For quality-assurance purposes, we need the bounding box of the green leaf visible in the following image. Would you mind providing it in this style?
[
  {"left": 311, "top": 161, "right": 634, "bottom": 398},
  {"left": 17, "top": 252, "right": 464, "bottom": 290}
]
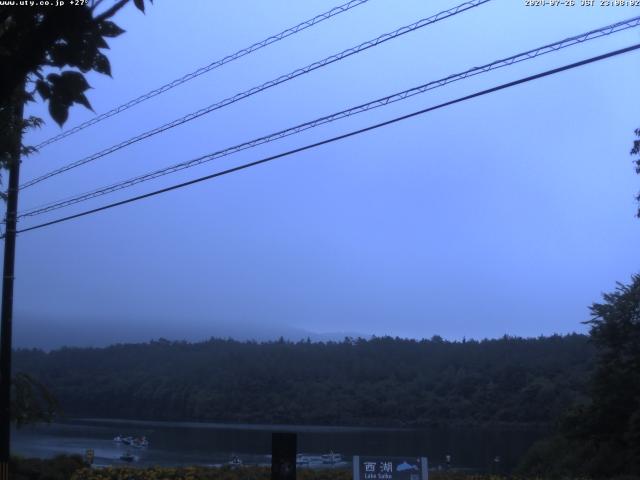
[
  {"left": 93, "top": 52, "right": 111, "bottom": 76},
  {"left": 45, "top": 72, "right": 93, "bottom": 120},
  {"left": 48, "top": 100, "right": 69, "bottom": 127},
  {"left": 22, "top": 116, "right": 44, "bottom": 130},
  {"left": 99, "top": 20, "right": 125, "bottom": 38},
  {"left": 76, "top": 93, "right": 93, "bottom": 111},
  {"left": 95, "top": 35, "right": 110, "bottom": 49},
  {"left": 20, "top": 145, "right": 38, "bottom": 157},
  {"left": 35, "top": 80, "right": 51, "bottom": 100},
  {"left": 47, "top": 43, "right": 72, "bottom": 68},
  {"left": 46, "top": 73, "right": 60, "bottom": 85},
  {"left": 59, "top": 71, "right": 90, "bottom": 93}
]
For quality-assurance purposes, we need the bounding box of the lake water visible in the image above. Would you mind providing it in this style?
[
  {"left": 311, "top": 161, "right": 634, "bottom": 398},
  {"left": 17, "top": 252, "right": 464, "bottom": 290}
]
[{"left": 12, "top": 418, "right": 546, "bottom": 472}]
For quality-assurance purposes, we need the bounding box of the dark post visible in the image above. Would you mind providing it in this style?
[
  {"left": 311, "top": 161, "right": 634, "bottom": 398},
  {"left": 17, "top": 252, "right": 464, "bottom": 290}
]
[
  {"left": 271, "top": 432, "right": 297, "bottom": 480},
  {"left": 0, "top": 86, "right": 24, "bottom": 480}
]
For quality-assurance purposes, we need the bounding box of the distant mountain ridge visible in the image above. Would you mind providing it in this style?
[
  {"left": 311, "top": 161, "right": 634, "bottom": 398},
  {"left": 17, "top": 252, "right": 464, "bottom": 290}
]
[
  {"left": 14, "top": 334, "right": 594, "bottom": 427},
  {"left": 13, "top": 312, "right": 365, "bottom": 350}
]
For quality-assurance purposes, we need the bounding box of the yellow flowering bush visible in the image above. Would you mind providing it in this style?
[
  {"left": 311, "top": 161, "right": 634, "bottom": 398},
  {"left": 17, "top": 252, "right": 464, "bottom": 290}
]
[
  {"left": 70, "top": 466, "right": 555, "bottom": 480},
  {"left": 72, "top": 466, "right": 352, "bottom": 480}
]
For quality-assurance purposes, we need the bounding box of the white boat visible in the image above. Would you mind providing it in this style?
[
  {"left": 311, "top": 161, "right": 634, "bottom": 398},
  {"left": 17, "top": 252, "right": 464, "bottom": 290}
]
[
  {"left": 321, "top": 451, "right": 343, "bottom": 464},
  {"left": 228, "top": 456, "right": 243, "bottom": 467},
  {"left": 114, "top": 435, "right": 148, "bottom": 448},
  {"left": 296, "top": 454, "right": 316, "bottom": 464},
  {"left": 114, "top": 435, "right": 134, "bottom": 445},
  {"left": 297, "top": 453, "right": 327, "bottom": 465}
]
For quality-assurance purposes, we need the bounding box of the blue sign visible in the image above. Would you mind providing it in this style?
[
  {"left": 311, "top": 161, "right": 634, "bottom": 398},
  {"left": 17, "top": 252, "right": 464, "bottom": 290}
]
[{"left": 353, "top": 456, "right": 428, "bottom": 480}]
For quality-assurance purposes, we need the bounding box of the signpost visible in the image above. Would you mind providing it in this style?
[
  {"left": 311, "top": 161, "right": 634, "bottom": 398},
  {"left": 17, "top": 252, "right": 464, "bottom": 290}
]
[{"left": 353, "top": 456, "right": 428, "bottom": 480}]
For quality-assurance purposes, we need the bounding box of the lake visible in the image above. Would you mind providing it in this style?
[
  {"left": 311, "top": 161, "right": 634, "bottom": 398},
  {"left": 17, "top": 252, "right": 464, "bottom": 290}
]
[{"left": 12, "top": 418, "right": 546, "bottom": 472}]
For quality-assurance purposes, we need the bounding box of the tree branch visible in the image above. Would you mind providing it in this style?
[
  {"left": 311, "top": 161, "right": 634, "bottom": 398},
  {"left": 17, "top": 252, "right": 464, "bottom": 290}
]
[{"left": 95, "top": 0, "right": 129, "bottom": 21}]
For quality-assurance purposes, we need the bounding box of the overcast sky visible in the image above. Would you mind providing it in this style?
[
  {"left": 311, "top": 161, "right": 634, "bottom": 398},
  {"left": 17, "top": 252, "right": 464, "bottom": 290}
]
[{"left": 10, "top": 0, "right": 640, "bottom": 348}]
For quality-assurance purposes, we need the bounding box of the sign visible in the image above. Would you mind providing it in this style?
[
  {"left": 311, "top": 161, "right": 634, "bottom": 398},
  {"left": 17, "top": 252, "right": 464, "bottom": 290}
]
[{"left": 353, "top": 456, "right": 428, "bottom": 480}]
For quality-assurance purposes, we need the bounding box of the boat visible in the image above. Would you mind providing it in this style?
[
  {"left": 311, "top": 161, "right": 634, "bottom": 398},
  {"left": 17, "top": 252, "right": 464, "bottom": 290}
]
[
  {"left": 296, "top": 454, "right": 309, "bottom": 465},
  {"left": 228, "top": 456, "right": 243, "bottom": 467},
  {"left": 120, "top": 452, "right": 135, "bottom": 462},
  {"left": 131, "top": 436, "right": 149, "bottom": 448},
  {"left": 321, "top": 451, "right": 343, "bottom": 464},
  {"left": 296, "top": 454, "right": 321, "bottom": 465},
  {"left": 114, "top": 435, "right": 148, "bottom": 448}
]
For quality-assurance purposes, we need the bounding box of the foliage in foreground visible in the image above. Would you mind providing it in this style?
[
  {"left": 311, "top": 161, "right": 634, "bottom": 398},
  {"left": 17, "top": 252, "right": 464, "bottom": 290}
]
[
  {"left": 70, "top": 466, "right": 542, "bottom": 480},
  {"left": 11, "top": 372, "right": 58, "bottom": 428},
  {"left": 517, "top": 275, "right": 640, "bottom": 479},
  {"left": 12, "top": 459, "right": 526, "bottom": 480},
  {"left": 0, "top": 0, "right": 152, "bottom": 131},
  {"left": 71, "top": 465, "right": 340, "bottom": 480},
  {"left": 12, "top": 454, "right": 85, "bottom": 480}
]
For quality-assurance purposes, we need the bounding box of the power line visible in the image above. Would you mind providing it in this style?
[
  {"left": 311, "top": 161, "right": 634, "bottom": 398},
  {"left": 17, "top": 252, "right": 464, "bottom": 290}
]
[
  {"left": 18, "top": 14, "right": 640, "bottom": 219},
  {"left": 33, "top": 0, "right": 373, "bottom": 150},
  {"left": 20, "top": 0, "right": 491, "bottom": 190},
  {"left": 14, "top": 43, "right": 640, "bottom": 237}
]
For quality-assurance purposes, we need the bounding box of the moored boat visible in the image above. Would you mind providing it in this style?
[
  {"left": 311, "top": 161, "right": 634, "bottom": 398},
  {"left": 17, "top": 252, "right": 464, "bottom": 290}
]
[
  {"left": 296, "top": 453, "right": 322, "bottom": 465},
  {"left": 120, "top": 451, "right": 135, "bottom": 462},
  {"left": 114, "top": 434, "right": 148, "bottom": 448},
  {"left": 131, "top": 436, "right": 149, "bottom": 448},
  {"left": 321, "top": 451, "right": 343, "bottom": 464}
]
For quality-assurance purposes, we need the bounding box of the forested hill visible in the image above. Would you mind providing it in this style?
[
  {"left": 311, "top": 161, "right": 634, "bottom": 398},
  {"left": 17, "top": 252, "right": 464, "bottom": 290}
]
[{"left": 14, "top": 334, "right": 594, "bottom": 427}]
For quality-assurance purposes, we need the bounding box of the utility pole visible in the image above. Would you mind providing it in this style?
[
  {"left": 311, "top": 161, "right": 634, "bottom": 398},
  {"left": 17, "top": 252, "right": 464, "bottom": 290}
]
[{"left": 0, "top": 86, "right": 24, "bottom": 480}]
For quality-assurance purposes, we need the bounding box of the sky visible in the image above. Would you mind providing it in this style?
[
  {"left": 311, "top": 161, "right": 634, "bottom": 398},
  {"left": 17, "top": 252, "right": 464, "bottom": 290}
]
[{"left": 9, "top": 0, "right": 640, "bottom": 349}]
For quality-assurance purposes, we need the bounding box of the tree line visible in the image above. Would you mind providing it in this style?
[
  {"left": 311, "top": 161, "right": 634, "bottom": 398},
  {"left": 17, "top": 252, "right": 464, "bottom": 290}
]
[{"left": 13, "top": 333, "right": 593, "bottom": 428}]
